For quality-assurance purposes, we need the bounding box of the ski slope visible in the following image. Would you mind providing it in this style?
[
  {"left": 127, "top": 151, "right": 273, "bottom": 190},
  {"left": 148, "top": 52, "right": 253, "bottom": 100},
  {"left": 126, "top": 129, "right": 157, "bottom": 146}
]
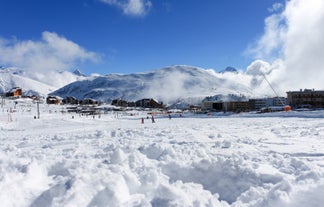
[{"left": 1, "top": 99, "right": 324, "bottom": 207}]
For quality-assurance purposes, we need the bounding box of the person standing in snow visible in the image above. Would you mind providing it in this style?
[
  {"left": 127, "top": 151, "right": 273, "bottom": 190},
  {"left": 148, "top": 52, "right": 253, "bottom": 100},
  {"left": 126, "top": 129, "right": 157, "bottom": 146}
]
[{"left": 151, "top": 115, "right": 155, "bottom": 123}]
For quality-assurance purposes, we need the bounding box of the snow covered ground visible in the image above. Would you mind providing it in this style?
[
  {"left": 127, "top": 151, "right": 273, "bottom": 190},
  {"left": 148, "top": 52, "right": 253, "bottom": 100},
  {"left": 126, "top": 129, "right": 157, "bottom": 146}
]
[{"left": 1, "top": 99, "right": 324, "bottom": 207}]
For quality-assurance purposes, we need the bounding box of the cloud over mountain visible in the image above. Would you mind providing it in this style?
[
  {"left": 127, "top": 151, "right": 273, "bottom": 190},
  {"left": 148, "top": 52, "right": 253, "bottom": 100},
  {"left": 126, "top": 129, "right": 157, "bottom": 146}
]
[
  {"left": 247, "top": 0, "right": 324, "bottom": 92},
  {"left": 50, "top": 65, "right": 275, "bottom": 105}
]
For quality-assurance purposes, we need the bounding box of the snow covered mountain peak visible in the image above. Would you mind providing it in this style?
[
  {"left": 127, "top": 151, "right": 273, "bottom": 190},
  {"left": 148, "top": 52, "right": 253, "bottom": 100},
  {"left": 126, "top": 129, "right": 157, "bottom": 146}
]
[
  {"left": 50, "top": 65, "right": 255, "bottom": 104},
  {"left": 220, "top": 66, "right": 238, "bottom": 73},
  {"left": 73, "top": 69, "right": 86, "bottom": 77}
]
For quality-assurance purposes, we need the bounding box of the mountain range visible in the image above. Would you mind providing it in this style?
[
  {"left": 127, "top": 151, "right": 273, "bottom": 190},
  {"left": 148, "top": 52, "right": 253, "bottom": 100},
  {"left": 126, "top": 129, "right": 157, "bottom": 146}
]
[{"left": 0, "top": 65, "right": 272, "bottom": 105}]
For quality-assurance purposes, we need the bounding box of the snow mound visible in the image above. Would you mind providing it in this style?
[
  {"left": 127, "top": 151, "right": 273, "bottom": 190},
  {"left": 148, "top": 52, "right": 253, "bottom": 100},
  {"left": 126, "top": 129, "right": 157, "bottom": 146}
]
[{"left": 0, "top": 100, "right": 324, "bottom": 206}]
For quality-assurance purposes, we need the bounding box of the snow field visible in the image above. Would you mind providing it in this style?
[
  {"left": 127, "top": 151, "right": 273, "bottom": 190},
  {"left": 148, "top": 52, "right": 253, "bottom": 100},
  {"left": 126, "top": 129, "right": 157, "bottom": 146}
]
[{"left": 1, "top": 101, "right": 324, "bottom": 207}]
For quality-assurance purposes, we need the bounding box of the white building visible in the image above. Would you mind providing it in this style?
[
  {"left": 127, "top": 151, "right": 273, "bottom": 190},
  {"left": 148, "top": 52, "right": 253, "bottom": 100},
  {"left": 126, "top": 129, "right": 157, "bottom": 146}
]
[{"left": 249, "top": 97, "right": 287, "bottom": 111}]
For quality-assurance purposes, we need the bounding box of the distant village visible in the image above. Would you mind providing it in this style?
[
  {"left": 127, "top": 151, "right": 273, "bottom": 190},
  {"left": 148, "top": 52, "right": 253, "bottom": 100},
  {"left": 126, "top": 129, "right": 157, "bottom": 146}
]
[{"left": 1, "top": 87, "right": 324, "bottom": 114}]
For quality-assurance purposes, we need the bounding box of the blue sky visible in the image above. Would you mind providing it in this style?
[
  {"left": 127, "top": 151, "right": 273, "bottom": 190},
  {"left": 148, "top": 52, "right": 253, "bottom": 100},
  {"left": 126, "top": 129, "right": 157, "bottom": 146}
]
[{"left": 0, "top": 0, "right": 284, "bottom": 75}]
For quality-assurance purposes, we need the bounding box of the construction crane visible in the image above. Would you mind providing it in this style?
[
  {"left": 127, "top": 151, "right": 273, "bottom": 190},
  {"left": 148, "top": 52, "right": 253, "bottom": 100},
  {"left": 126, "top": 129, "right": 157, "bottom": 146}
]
[{"left": 262, "top": 73, "right": 291, "bottom": 111}]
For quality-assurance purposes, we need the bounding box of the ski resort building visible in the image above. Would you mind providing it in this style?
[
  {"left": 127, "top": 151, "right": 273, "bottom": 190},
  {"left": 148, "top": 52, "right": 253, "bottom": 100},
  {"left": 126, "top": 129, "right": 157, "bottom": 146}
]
[
  {"left": 287, "top": 89, "right": 324, "bottom": 109},
  {"left": 62, "top": 96, "right": 79, "bottom": 105},
  {"left": 201, "top": 94, "right": 249, "bottom": 112},
  {"left": 248, "top": 97, "right": 287, "bottom": 111},
  {"left": 46, "top": 96, "right": 62, "bottom": 105},
  {"left": 135, "top": 99, "right": 164, "bottom": 109},
  {"left": 111, "top": 98, "right": 163, "bottom": 108},
  {"left": 111, "top": 99, "right": 135, "bottom": 107},
  {"left": 223, "top": 101, "right": 250, "bottom": 112},
  {"left": 201, "top": 100, "right": 249, "bottom": 112},
  {"left": 202, "top": 95, "right": 289, "bottom": 112},
  {"left": 6, "top": 87, "right": 22, "bottom": 98},
  {"left": 201, "top": 100, "right": 222, "bottom": 111},
  {"left": 79, "top": 98, "right": 98, "bottom": 105}
]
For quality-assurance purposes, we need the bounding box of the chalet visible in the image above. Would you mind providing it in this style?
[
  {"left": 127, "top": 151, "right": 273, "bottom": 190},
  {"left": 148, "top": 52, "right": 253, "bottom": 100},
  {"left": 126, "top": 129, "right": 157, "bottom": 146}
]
[
  {"left": 287, "top": 89, "right": 324, "bottom": 109},
  {"left": 46, "top": 96, "right": 62, "bottom": 105},
  {"left": 6, "top": 87, "right": 22, "bottom": 97},
  {"left": 135, "top": 98, "right": 164, "bottom": 108}
]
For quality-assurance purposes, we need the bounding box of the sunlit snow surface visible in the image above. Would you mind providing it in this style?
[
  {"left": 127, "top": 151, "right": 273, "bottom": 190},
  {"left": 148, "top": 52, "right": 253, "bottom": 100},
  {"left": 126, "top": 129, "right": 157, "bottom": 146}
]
[{"left": 1, "top": 100, "right": 324, "bottom": 207}]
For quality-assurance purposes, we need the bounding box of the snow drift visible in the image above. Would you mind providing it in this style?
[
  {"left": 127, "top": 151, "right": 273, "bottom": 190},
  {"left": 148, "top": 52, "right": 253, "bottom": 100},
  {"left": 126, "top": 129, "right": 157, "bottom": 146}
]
[{"left": 0, "top": 100, "right": 323, "bottom": 206}]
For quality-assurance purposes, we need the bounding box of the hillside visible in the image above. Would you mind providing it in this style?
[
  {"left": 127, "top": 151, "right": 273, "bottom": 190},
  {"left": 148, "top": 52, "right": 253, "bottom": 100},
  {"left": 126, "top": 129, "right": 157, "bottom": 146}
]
[
  {"left": 0, "top": 67, "right": 86, "bottom": 97},
  {"left": 1, "top": 65, "right": 275, "bottom": 104},
  {"left": 51, "top": 65, "right": 256, "bottom": 104},
  {"left": 0, "top": 68, "right": 55, "bottom": 96}
]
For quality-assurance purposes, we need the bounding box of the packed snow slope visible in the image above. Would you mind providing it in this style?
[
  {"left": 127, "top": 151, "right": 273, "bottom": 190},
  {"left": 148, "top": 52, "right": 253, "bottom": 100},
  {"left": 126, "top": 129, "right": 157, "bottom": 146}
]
[
  {"left": 50, "top": 65, "right": 259, "bottom": 104},
  {"left": 1, "top": 99, "right": 324, "bottom": 207},
  {"left": 0, "top": 67, "right": 86, "bottom": 97}
]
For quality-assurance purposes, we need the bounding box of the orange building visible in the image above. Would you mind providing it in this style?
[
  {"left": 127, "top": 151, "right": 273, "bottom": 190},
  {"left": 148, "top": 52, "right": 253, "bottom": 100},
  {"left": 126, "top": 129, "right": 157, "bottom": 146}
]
[{"left": 6, "top": 87, "right": 22, "bottom": 97}]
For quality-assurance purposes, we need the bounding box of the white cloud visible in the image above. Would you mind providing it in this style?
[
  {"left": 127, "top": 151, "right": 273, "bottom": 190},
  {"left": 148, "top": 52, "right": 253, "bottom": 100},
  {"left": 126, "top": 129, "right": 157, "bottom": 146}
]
[
  {"left": 246, "top": 0, "right": 324, "bottom": 92},
  {"left": 0, "top": 31, "right": 99, "bottom": 73},
  {"left": 100, "top": 0, "right": 152, "bottom": 17},
  {"left": 246, "top": 11, "right": 286, "bottom": 60},
  {"left": 246, "top": 60, "right": 271, "bottom": 76},
  {"left": 268, "top": 3, "right": 284, "bottom": 13},
  {"left": 245, "top": 59, "right": 286, "bottom": 96},
  {"left": 0, "top": 31, "right": 100, "bottom": 88}
]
